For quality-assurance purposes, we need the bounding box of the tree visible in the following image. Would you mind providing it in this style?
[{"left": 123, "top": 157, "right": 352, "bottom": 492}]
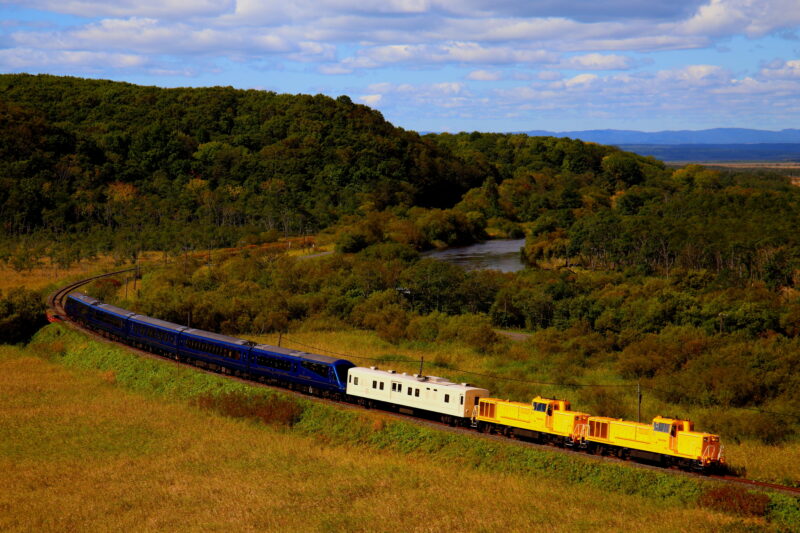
[{"left": 0, "top": 287, "right": 46, "bottom": 344}]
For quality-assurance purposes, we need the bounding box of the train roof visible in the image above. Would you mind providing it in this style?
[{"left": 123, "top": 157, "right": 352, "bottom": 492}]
[
  {"left": 252, "top": 343, "right": 353, "bottom": 366},
  {"left": 182, "top": 328, "right": 253, "bottom": 347},
  {"left": 96, "top": 302, "right": 136, "bottom": 318},
  {"left": 350, "top": 366, "right": 489, "bottom": 392},
  {"left": 68, "top": 292, "right": 98, "bottom": 305},
  {"left": 129, "top": 313, "right": 188, "bottom": 332}
]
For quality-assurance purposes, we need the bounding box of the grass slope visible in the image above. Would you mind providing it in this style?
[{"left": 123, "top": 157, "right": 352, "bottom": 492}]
[{"left": 1, "top": 326, "right": 797, "bottom": 531}]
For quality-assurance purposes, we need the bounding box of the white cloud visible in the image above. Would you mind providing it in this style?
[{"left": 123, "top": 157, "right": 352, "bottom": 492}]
[
  {"left": 329, "top": 42, "right": 558, "bottom": 72},
  {"left": 656, "top": 64, "right": 728, "bottom": 86},
  {"left": 466, "top": 69, "right": 503, "bottom": 80},
  {"left": 359, "top": 94, "right": 383, "bottom": 105},
  {"left": 561, "top": 53, "right": 632, "bottom": 70},
  {"left": 564, "top": 73, "right": 598, "bottom": 87},
  {"left": 761, "top": 59, "right": 800, "bottom": 79},
  {"left": 12, "top": 17, "right": 295, "bottom": 55},
  {"left": 0, "top": 47, "right": 147, "bottom": 69},
  {"left": 680, "top": 0, "right": 800, "bottom": 37},
  {"left": 9, "top": 0, "right": 235, "bottom": 19}
]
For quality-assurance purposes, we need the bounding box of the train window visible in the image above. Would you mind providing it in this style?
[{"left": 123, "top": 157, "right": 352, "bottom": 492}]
[
  {"left": 533, "top": 402, "right": 547, "bottom": 412},
  {"left": 589, "top": 421, "right": 609, "bottom": 439},
  {"left": 257, "top": 355, "right": 292, "bottom": 371},
  {"left": 415, "top": 389, "right": 420, "bottom": 397},
  {"left": 372, "top": 380, "right": 377, "bottom": 389},
  {"left": 302, "top": 361, "right": 329, "bottom": 378},
  {"left": 444, "top": 394, "right": 450, "bottom": 403},
  {"left": 460, "top": 395, "right": 464, "bottom": 405},
  {"left": 407, "top": 387, "right": 412, "bottom": 396},
  {"left": 354, "top": 377, "right": 359, "bottom": 386},
  {"left": 349, "top": 375, "right": 352, "bottom": 384},
  {"left": 654, "top": 422, "right": 671, "bottom": 433},
  {"left": 379, "top": 382, "right": 384, "bottom": 390}
]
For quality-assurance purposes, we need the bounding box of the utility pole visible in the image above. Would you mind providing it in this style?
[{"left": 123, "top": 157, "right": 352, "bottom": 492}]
[{"left": 637, "top": 381, "right": 642, "bottom": 423}]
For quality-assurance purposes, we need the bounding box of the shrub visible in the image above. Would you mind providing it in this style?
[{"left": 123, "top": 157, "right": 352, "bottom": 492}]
[
  {"left": 437, "top": 314, "right": 498, "bottom": 352},
  {"left": 351, "top": 290, "right": 410, "bottom": 344},
  {"left": 697, "top": 486, "right": 770, "bottom": 517},
  {"left": 192, "top": 391, "right": 303, "bottom": 427},
  {"left": 577, "top": 387, "right": 631, "bottom": 419},
  {"left": 0, "top": 287, "right": 46, "bottom": 344},
  {"left": 405, "top": 312, "right": 445, "bottom": 343},
  {"left": 335, "top": 231, "right": 370, "bottom": 253}
]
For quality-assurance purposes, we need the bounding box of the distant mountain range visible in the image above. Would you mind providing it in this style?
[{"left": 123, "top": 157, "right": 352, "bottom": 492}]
[
  {"left": 520, "top": 128, "right": 800, "bottom": 145},
  {"left": 512, "top": 128, "right": 800, "bottom": 162}
]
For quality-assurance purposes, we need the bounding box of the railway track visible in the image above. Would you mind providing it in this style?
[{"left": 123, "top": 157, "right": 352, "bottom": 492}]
[
  {"left": 46, "top": 272, "right": 800, "bottom": 498},
  {"left": 47, "top": 267, "right": 137, "bottom": 319}
]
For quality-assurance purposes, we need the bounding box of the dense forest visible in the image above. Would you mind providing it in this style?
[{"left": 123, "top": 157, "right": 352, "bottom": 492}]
[
  {"left": 3, "top": 74, "right": 800, "bottom": 443},
  {"left": 0, "top": 74, "right": 491, "bottom": 258}
]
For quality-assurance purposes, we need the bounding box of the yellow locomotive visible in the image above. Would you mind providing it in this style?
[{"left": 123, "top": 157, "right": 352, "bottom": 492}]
[
  {"left": 475, "top": 396, "right": 589, "bottom": 446},
  {"left": 585, "top": 415, "right": 724, "bottom": 470},
  {"left": 474, "top": 396, "right": 724, "bottom": 471}
]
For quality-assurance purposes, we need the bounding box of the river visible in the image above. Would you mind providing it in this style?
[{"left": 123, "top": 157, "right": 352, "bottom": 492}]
[{"left": 422, "top": 238, "right": 527, "bottom": 273}]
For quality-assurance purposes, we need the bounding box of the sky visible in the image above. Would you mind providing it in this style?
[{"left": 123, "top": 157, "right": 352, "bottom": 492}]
[{"left": 1, "top": 0, "right": 800, "bottom": 133}]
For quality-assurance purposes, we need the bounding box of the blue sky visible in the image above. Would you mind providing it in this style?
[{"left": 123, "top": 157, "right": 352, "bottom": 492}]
[{"left": 1, "top": 0, "right": 799, "bottom": 132}]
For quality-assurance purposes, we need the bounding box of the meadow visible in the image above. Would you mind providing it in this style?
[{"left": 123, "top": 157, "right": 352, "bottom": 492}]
[{"left": 2, "top": 326, "right": 797, "bottom": 531}]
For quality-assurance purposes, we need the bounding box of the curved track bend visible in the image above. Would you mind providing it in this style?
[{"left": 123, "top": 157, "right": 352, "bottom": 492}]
[{"left": 47, "top": 271, "right": 800, "bottom": 498}]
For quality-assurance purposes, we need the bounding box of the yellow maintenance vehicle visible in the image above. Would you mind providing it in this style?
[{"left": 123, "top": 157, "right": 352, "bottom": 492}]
[
  {"left": 584, "top": 415, "right": 724, "bottom": 470},
  {"left": 474, "top": 396, "right": 588, "bottom": 446}
]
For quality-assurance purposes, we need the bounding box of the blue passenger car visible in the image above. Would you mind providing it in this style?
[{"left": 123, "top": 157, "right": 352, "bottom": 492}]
[
  {"left": 128, "top": 314, "right": 186, "bottom": 357},
  {"left": 249, "top": 344, "right": 354, "bottom": 395},
  {"left": 64, "top": 293, "right": 99, "bottom": 324},
  {"left": 90, "top": 302, "right": 135, "bottom": 339},
  {"left": 178, "top": 328, "right": 252, "bottom": 373}
]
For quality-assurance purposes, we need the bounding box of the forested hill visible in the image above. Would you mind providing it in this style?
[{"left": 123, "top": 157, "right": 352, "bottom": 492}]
[
  {"left": 4, "top": 74, "right": 800, "bottom": 285},
  {"left": 0, "top": 74, "right": 494, "bottom": 248}
]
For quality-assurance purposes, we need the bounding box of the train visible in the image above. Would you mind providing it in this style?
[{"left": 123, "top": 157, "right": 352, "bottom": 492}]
[{"left": 64, "top": 291, "right": 725, "bottom": 472}]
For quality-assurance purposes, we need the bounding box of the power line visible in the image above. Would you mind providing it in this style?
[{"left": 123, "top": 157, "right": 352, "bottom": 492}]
[
  {"left": 280, "top": 334, "right": 800, "bottom": 421},
  {"left": 641, "top": 384, "right": 800, "bottom": 421},
  {"left": 279, "top": 334, "right": 633, "bottom": 389}
]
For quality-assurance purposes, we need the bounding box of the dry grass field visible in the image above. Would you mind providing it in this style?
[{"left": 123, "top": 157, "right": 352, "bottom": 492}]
[
  {"left": 0, "top": 256, "right": 118, "bottom": 292},
  {"left": 0, "top": 236, "right": 325, "bottom": 293},
  {"left": 0, "top": 345, "right": 767, "bottom": 532}
]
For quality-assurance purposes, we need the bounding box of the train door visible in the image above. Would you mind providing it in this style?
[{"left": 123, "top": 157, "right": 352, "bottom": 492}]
[
  {"left": 390, "top": 381, "right": 402, "bottom": 399},
  {"left": 669, "top": 423, "right": 678, "bottom": 451}
]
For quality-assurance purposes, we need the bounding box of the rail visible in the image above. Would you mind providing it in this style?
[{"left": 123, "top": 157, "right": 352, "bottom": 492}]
[{"left": 46, "top": 270, "right": 800, "bottom": 498}]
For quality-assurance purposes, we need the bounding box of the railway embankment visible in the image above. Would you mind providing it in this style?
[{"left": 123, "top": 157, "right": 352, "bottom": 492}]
[{"left": 25, "top": 323, "right": 800, "bottom": 528}]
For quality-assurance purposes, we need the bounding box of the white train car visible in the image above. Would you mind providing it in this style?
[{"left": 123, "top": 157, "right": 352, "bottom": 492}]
[{"left": 346, "top": 366, "right": 490, "bottom": 425}]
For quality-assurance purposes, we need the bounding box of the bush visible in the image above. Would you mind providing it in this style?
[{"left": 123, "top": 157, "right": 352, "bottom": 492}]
[
  {"left": 335, "top": 231, "right": 370, "bottom": 253},
  {"left": 406, "top": 312, "right": 445, "bottom": 343},
  {"left": 351, "top": 290, "right": 410, "bottom": 344},
  {"left": 437, "top": 314, "right": 498, "bottom": 352},
  {"left": 192, "top": 391, "right": 303, "bottom": 427},
  {"left": 0, "top": 287, "right": 46, "bottom": 344},
  {"left": 697, "top": 486, "right": 770, "bottom": 517},
  {"left": 577, "top": 387, "right": 630, "bottom": 419}
]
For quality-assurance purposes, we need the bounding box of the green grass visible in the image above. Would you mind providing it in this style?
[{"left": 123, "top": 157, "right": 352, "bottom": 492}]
[{"left": 13, "top": 325, "right": 799, "bottom": 530}]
